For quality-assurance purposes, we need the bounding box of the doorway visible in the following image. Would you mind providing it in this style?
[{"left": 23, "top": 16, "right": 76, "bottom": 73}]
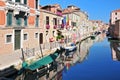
[{"left": 14, "top": 30, "right": 21, "bottom": 50}]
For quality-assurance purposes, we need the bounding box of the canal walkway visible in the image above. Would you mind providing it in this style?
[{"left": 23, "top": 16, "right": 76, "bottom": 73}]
[
  {"left": 0, "top": 35, "right": 91, "bottom": 70},
  {"left": 0, "top": 49, "right": 56, "bottom": 70}
]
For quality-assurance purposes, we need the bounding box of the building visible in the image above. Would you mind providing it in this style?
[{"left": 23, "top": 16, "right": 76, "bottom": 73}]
[
  {"left": 110, "top": 9, "right": 120, "bottom": 39},
  {"left": 0, "top": 0, "right": 41, "bottom": 54},
  {"left": 110, "top": 9, "right": 120, "bottom": 25},
  {"left": 40, "top": 4, "right": 63, "bottom": 44}
]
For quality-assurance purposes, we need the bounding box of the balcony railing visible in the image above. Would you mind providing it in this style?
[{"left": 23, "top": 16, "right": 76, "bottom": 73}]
[
  {"left": 6, "top": 1, "right": 30, "bottom": 13},
  {"left": 6, "top": 1, "right": 15, "bottom": 10},
  {"left": 35, "top": 9, "right": 40, "bottom": 15},
  {"left": 17, "top": 3, "right": 30, "bottom": 13}
]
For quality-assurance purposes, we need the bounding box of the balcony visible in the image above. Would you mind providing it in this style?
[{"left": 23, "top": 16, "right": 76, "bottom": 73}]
[
  {"left": 6, "top": 1, "right": 15, "bottom": 10},
  {"left": 46, "top": 25, "right": 50, "bottom": 29},
  {"left": 56, "top": 11, "right": 62, "bottom": 16},
  {"left": 5, "top": 1, "right": 30, "bottom": 13},
  {"left": 15, "top": 3, "right": 30, "bottom": 13},
  {"left": 35, "top": 9, "right": 40, "bottom": 15}
]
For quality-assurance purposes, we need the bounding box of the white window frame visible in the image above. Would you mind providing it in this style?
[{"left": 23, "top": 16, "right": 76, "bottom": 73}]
[
  {"left": 23, "top": 33, "right": 28, "bottom": 41},
  {"left": 5, "top": 34, "right": 13, "bottom": 44},
  {"left": 35, "top": 32, "right": 38, "bottom": 39}
]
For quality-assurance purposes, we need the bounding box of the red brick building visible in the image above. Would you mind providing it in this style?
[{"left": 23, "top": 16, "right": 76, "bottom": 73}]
[{"left": 0, "top": 0, "right": 42, "bottom": 54}]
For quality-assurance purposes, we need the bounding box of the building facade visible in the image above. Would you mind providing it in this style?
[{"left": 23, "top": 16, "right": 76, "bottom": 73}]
[
  {"left": 110, "top": 9, "right": 120, "bottom": 39},
  {"left": 40, "top": 4, "right": 63, "bottom": 44},
  {"left": 0, "top": 0, "right": 41, "bottom": 54}
]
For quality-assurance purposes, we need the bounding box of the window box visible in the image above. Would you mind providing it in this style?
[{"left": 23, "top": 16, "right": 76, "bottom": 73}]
[
  {"left": 54, "top": 25, "right": 57, "bottom": 29},
  {"left": 46, "top": 25, "right": 50, "bottom": 29}
]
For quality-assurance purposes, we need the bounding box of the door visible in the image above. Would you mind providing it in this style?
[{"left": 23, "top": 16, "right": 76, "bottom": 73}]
[
  {"left": 15, "top": 30, "right": 21, "bottom": 50},
  {"left": 39, "top": 33, "right": 43, "bottom": 44}
]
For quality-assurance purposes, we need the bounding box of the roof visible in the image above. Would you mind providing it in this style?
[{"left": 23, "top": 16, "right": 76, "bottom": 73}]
[{"left": 112, "top": 9, "right": 120, "bottom": 12}]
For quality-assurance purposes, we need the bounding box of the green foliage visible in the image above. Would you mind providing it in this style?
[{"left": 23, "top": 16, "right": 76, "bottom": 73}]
[{"left": 93, "top": 26, "right": 96, "bottom": 30}]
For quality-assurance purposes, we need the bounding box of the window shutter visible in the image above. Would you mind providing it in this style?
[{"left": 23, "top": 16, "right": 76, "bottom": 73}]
[{"left": 7, "top": 13, "right": 12, "bottom": 26}]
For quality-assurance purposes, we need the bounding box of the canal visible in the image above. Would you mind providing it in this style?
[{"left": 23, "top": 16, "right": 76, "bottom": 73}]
[
  {"left": 62, "top": 33, "right": 120, "bottom": 80},
  {"left": 6, "top": 33, "right": 120, "bottom": 80}
]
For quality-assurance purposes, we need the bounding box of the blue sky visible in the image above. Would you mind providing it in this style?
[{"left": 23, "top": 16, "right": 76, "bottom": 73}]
[{"left": 40, "top": 0, "right": 120, "bottom": 23}]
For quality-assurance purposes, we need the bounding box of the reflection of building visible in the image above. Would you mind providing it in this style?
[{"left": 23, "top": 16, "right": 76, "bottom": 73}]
[
  {"left": 0, "top": 0, "right": 40, "bottom": 54},
  {"left": 110, "top": 42, "right": 120, "bottom": 61},
  {"left": 79, "top": 38, "right": 93, "bottom": 62}
]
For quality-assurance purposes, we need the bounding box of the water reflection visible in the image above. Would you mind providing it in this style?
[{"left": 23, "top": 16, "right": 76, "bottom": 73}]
[
  {"left": 110, "top": 41, "right": 120, "bottom": 61},
  {"left": 8, "top": 33, "right": 108, "bottom": 80}
]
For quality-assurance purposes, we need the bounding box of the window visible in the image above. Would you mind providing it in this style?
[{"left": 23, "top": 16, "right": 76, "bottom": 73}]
[
  {"left": 24, "top": 0, "right": 27, "bottom": 4},
  {"left": 36, "top": 0, "right": 38, "bottom": 9},
  {"left": 46, "top": 16, "right": 49, "bottom": 25},
  {"left": 115, "top": 17, "right": 117, "bottom": 20},
  {"left": 115, "top": 12, "right": 117, "bottom": 15},
  {"left": 7, "top": 12, "right": 12, "bottom": 26},
  {"left": 6, "top": 35, "right": 12, "bottom": 43},
  {"left": 16, "top": 17, "right": 21, "bottom": 26},
  {"left": 53, "top": 18, "right": 57, "bottom": 25},
  {"left": 35, "top": 33, "right": 38, "bottom": 38},
  {"left": 24, "top": 34, "right": 28, "bottom": 40},
  {"left": 35, "top": 16, "right": 39, "bottom": 27},
  {"left": 24, "top": 16, "right": 27, "bottom": 26},
  {"left": 15, "top": 0, "right": 20, "bottom": 2}
]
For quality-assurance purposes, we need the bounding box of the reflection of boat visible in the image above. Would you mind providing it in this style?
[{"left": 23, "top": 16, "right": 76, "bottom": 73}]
[
  {"left": 64, "top": 43, "right": 77, "bottom": 52},
  {"left": 117, "top": 47, "right": 120, "bottom": 51}
]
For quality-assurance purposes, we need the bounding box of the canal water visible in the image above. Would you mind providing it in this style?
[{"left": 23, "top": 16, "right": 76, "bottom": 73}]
[
  {"left": 62, "top": 33, "right": 120, "bottom": 80},
  {"left": 6, "top": 33, "right": 120, "bottom": 80}
]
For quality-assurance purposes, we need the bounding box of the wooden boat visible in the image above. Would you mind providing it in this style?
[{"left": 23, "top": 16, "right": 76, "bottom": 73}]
[{"left": 18, "top": 49, "right": 64, "bottom": 75}]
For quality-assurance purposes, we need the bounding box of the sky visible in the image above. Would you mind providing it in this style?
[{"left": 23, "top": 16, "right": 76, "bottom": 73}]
[{"left": 40, "top": 0, "right": 120, "bottom": 23}]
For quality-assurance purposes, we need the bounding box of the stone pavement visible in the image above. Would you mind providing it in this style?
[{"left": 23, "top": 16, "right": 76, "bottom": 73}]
[{"left": 0, "top": 49, "right": 56, "bottom": 70}]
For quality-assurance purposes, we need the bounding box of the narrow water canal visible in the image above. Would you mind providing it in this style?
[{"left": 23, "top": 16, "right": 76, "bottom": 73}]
[
  {"left": 7, "top": 33, "right": 120, "bottom": 80},
  {"left": 62, "top": 33, "right": 120, "bottom": 80}
]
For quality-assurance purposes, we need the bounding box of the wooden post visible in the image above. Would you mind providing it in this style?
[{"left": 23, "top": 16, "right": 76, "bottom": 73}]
[
  {"left": 21, "top": 48, "right": 25, "bottom": 62},
  {"left": 39, "top": 44, "right": 43, "bottom": 57}
]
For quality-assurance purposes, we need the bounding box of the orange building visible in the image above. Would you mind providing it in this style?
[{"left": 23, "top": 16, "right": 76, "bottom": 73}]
[{"left": 0, "top": 0, "right": 42, "bottom": 54}]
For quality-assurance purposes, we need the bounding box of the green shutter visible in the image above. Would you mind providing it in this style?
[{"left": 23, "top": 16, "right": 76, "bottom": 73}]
[
  {"left": 24, "top": 0, "right": 27, "bottom": 4},
  {"left": 36, "top": 16, "right": 39, "bottom": 27},
  {"left": 16, "top": 17, "right": 21, "bottom": 26},
  {"left": 7, "top": 12, "right": 12, "bottom": 26},
  {"left": 24, "top": 17, "right": 27, "bottom": 26},
  {"left": 15, "top": 0, "right": 20, "bottom": 2}
]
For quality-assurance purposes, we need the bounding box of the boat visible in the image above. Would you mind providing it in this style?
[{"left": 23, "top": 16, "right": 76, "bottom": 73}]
[
  {"left": 64, "top": 43, "right": 77, "bottom": 52},
  {"left": 63, "top": 43, "right": 77, "bottom": 57},
  {"left": 90, "top": 35, "right": 96, "bottom": 40},
  {"left": 18, "top": 48, "right": 65, "bottom": 74}
]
